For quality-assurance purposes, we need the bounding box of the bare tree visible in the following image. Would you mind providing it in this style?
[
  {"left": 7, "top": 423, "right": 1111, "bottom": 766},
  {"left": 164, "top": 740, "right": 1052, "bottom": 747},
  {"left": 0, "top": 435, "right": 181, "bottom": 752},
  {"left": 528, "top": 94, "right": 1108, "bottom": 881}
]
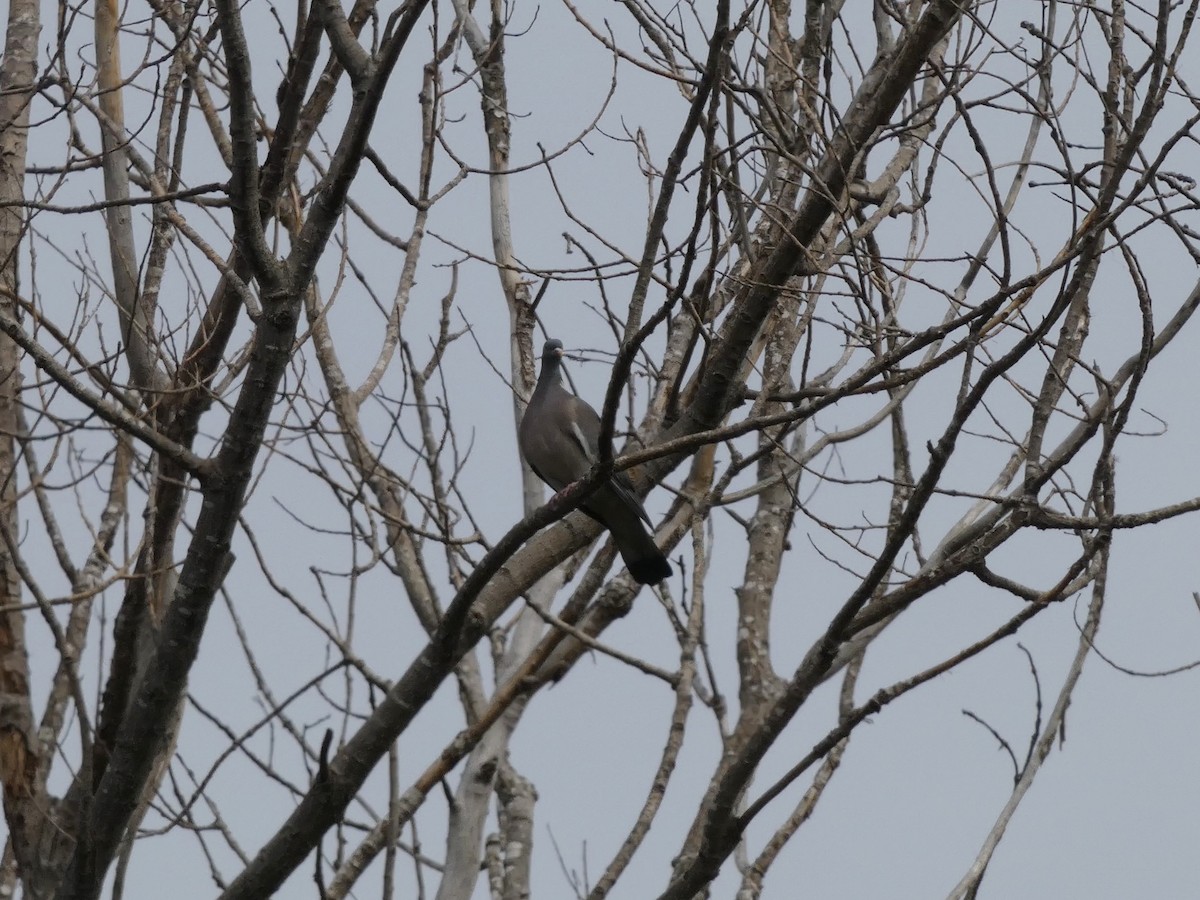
[{"left": 2, "top": 1, "right": 1199, "bottom": 898}]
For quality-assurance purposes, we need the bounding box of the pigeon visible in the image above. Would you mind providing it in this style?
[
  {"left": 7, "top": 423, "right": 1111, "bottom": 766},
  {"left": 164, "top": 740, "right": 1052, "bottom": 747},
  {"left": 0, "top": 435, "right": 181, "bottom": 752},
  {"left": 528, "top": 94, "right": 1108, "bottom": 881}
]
[{"left": 518, "top": 340, "right": 671, "bottom": 585}]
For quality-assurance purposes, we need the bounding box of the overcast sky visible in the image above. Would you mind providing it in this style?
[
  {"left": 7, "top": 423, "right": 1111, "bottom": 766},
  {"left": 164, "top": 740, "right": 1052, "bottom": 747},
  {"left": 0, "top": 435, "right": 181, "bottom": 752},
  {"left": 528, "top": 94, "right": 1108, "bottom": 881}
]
[{"left": 14, "top": 1, "right": 1200, "bottom": 898}]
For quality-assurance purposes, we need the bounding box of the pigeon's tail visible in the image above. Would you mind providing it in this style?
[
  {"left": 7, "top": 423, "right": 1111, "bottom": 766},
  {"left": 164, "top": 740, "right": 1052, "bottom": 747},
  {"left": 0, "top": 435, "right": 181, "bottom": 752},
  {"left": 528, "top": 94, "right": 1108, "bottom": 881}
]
[
  {"left": 604, "top": 505, "right": 671, "bottom": 584},
  {"left": 625, "top": 544, "right": 673, "bottom": 585}
]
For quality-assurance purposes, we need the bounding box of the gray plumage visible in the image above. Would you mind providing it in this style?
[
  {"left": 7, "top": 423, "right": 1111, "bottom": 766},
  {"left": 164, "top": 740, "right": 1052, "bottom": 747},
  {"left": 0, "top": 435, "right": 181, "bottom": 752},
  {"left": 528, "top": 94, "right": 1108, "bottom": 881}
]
[{"left": 519, "top": 340, "right": 671, "bottom": 585}]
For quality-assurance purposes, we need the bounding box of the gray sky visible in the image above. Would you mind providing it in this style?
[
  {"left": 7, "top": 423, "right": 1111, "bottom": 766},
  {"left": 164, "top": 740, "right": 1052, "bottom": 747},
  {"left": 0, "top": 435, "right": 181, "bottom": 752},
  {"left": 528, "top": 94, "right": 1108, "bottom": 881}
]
[{"left": 14, "top": 1, "right": 1200, "bottom": 898}]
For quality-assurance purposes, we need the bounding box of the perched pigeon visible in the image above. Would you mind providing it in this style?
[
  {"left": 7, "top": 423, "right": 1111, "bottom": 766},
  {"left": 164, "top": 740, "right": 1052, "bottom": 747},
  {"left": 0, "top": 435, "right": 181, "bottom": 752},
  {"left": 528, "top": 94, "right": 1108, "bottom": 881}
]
[{"left": 518, "top": 340, "right": 671, "bottom": 585}]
